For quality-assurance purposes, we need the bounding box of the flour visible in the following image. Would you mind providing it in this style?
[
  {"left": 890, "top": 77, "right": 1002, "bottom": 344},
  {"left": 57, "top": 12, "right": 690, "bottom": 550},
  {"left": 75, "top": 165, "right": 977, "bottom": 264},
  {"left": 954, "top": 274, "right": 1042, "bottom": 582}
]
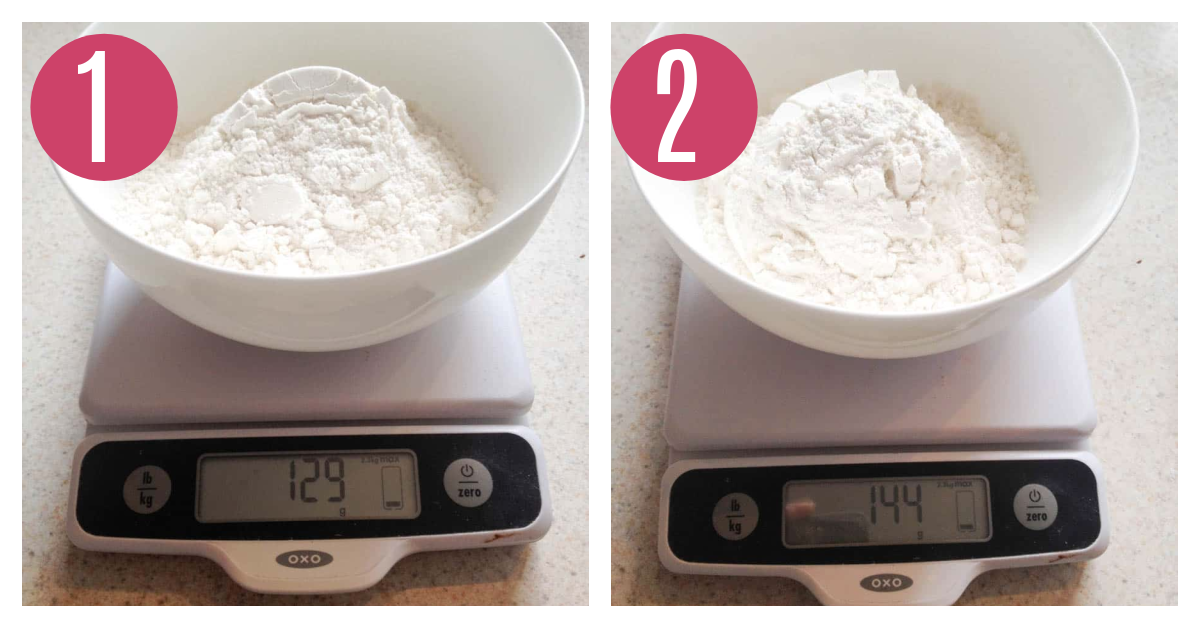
[
  {"left": 116, "top": 67, "right": 495, "bottom": 275},
  {"left": 698, "top": 75, "right": 1036, "bottom": 311}
]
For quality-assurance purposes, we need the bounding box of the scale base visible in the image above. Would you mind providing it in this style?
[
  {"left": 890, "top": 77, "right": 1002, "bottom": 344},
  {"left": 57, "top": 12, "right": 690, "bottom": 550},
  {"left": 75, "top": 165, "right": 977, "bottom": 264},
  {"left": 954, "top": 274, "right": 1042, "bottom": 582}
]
[
  {"left": 659, "top": 449, "right": 1108, "bottom": 606},
  {"left": 659, "top": 270, "right": 1107, "bottom": 605},
  {"left": 69, "top": 424, "right": 553, "bottom": 595},
  {"left": 71, "top": 264, "right": 551, "bottom": 594},
  {"left": 80, "top": 264, "right": 534, "bottom": 426}
]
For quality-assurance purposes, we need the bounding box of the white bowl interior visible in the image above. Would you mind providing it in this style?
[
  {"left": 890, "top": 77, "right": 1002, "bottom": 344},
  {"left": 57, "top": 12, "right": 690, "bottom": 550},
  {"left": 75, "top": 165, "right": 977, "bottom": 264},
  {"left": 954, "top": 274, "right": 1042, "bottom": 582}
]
[
  {"left": 65, "top": 22, "right": 582, "bottom": 234},
  {"left": 637, "top": 23, "right": 1137, "bottom": 288}
]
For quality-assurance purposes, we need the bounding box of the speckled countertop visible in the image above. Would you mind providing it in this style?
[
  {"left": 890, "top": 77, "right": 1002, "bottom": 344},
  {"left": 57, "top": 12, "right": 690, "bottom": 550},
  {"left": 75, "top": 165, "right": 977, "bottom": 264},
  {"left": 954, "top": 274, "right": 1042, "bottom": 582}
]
[
  {"left": 22, "top": 22, "right": 589, "bottom": 605},
  {"left": 611, "top": 23, "right": 1177, "bottom": 605}
]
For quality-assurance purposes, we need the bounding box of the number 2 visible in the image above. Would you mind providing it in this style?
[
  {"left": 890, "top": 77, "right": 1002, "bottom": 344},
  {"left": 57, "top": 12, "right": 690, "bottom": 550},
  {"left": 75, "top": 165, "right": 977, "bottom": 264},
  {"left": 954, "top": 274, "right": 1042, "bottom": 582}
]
[
  {"left": 77, "top": 50, "right": 105, "bottom": 163},
  {"left": 300, "top": 457, "right": 319, "bottom": 503},
  {"left": 657, "top": 49, "right": 696, "bottom": 163}
]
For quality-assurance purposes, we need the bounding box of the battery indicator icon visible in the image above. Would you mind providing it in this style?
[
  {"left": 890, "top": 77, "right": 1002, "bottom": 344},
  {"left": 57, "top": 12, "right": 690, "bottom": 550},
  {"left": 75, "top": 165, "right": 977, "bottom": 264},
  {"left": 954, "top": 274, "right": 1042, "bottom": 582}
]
[
  {"left": 382, "top": 466, "right": 404, "bottom": 510},
  {"left": 956, "top": 490, "right": 976, "bottom": 531}
]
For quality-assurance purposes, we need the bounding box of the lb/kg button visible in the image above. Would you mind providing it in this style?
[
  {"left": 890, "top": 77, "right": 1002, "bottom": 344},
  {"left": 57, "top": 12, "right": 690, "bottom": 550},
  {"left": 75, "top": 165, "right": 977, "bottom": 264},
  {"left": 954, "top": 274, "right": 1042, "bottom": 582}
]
[
  {"left": 123, "top": 465, "right": 171, "bottom": 514},
  {"left": 712, "top": 492, "right": 758, "bottom": 540}
]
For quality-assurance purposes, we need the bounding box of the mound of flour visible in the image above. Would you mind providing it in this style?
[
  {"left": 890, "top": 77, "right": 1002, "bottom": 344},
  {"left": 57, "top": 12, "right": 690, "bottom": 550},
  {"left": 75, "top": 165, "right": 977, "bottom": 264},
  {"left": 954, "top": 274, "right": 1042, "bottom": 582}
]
[
  {"left": 698, "top": 76, "right": 1035, "bottom": 311},
  {"left": 116, "top": 67, "right": 495, "bottom": 275}
]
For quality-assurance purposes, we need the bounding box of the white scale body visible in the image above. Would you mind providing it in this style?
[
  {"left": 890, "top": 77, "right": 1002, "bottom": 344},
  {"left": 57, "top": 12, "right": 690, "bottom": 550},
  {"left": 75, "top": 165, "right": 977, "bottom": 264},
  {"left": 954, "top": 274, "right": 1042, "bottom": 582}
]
[
  {"left": 68, "top": 264, "right": 552, "bottom": 595},
  {"left": 659, "top": 269, "right": 1109, "bottom": 605}
]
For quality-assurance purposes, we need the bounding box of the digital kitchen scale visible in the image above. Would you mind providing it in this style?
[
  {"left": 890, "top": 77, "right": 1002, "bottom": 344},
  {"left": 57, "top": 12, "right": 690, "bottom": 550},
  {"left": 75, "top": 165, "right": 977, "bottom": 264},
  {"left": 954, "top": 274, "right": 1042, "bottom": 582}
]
[
  {"left": 658, "top": 269, "right": 1108, "bottom": 605},
  {"left": 67, "top": 264, "right": 551, "bottom": 594}
]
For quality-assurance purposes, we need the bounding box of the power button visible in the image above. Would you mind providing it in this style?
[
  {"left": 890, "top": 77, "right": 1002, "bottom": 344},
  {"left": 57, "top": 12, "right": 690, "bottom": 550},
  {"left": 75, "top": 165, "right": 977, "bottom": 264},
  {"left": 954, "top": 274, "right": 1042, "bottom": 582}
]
[
  {"left": 444, "top": 458, "right": 493, "bottom": 507},
  {"left": 1013, "top": 483, "right": 1058, "bottom": 530}
]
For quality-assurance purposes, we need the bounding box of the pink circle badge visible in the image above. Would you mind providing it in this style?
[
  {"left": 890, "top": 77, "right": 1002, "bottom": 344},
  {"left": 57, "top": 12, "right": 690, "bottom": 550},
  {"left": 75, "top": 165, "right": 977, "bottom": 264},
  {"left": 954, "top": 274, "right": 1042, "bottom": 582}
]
[
  {"left": 31, "top": 34, "right": 177, "bottom": 181},
  {"left": 611, "top": 34, "right": 757, "bottom": 181}
]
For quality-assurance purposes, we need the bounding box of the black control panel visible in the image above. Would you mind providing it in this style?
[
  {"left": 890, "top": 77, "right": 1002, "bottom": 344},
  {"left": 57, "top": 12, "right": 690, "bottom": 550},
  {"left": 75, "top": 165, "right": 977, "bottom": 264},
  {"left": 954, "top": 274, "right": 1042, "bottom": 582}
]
[
  {"left": 666, "top": 458, "right": 1101, "bottom": 565},
  {"left": 75, "top": 432, "right": 541, "bottom": 541}
]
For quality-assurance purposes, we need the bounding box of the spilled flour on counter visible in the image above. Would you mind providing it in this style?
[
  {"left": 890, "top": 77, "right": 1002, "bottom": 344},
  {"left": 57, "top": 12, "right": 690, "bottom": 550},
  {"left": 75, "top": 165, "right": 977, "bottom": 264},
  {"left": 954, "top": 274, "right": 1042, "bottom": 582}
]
[
  {"left": 698, "top": 75, "right": 1036, "bottom": 311},
  {"left": 116, "top": 67, "right": 495, "bottom": 275}
]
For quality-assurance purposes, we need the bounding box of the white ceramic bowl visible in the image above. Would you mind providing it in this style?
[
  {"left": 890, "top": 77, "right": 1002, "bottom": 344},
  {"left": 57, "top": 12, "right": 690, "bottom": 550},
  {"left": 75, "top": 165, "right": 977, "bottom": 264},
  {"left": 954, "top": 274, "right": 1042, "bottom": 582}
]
[
  {"left": 631, "top": 23, "right": 1138, "bottom": 359},
  {"left": 56, "top": 23, "right": 584, "bottom": 351}
]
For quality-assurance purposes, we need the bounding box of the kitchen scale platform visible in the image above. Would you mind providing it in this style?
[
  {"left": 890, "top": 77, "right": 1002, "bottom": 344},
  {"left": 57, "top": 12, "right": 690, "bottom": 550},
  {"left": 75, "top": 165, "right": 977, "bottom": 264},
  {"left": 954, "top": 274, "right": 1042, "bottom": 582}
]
[
  {"left": 68, "top": 264, "right": 551, "bottom": 594},
  {"left": 658, "top": 269, "right": 1108, "bottom": 605}
]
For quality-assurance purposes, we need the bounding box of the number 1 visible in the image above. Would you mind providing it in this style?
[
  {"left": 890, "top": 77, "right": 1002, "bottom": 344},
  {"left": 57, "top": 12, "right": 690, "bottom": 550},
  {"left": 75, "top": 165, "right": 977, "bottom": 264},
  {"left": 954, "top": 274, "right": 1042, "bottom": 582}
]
[
  {"left": 78, "top": 50, "right": 105, "bottom": 162},
  {"left": 657, "top": 49, "right": 696, "bottom": 163}
]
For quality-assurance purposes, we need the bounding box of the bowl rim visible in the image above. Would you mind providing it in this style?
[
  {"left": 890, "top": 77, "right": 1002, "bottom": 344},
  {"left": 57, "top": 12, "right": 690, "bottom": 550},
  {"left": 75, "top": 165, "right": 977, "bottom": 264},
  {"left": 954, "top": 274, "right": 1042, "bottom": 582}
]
[
  {"left": 57, "top": 21, "right": 586, "bottom": 283},
  {"left": 633, "top": 21, "right": 1140, "bottom": 321}
]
